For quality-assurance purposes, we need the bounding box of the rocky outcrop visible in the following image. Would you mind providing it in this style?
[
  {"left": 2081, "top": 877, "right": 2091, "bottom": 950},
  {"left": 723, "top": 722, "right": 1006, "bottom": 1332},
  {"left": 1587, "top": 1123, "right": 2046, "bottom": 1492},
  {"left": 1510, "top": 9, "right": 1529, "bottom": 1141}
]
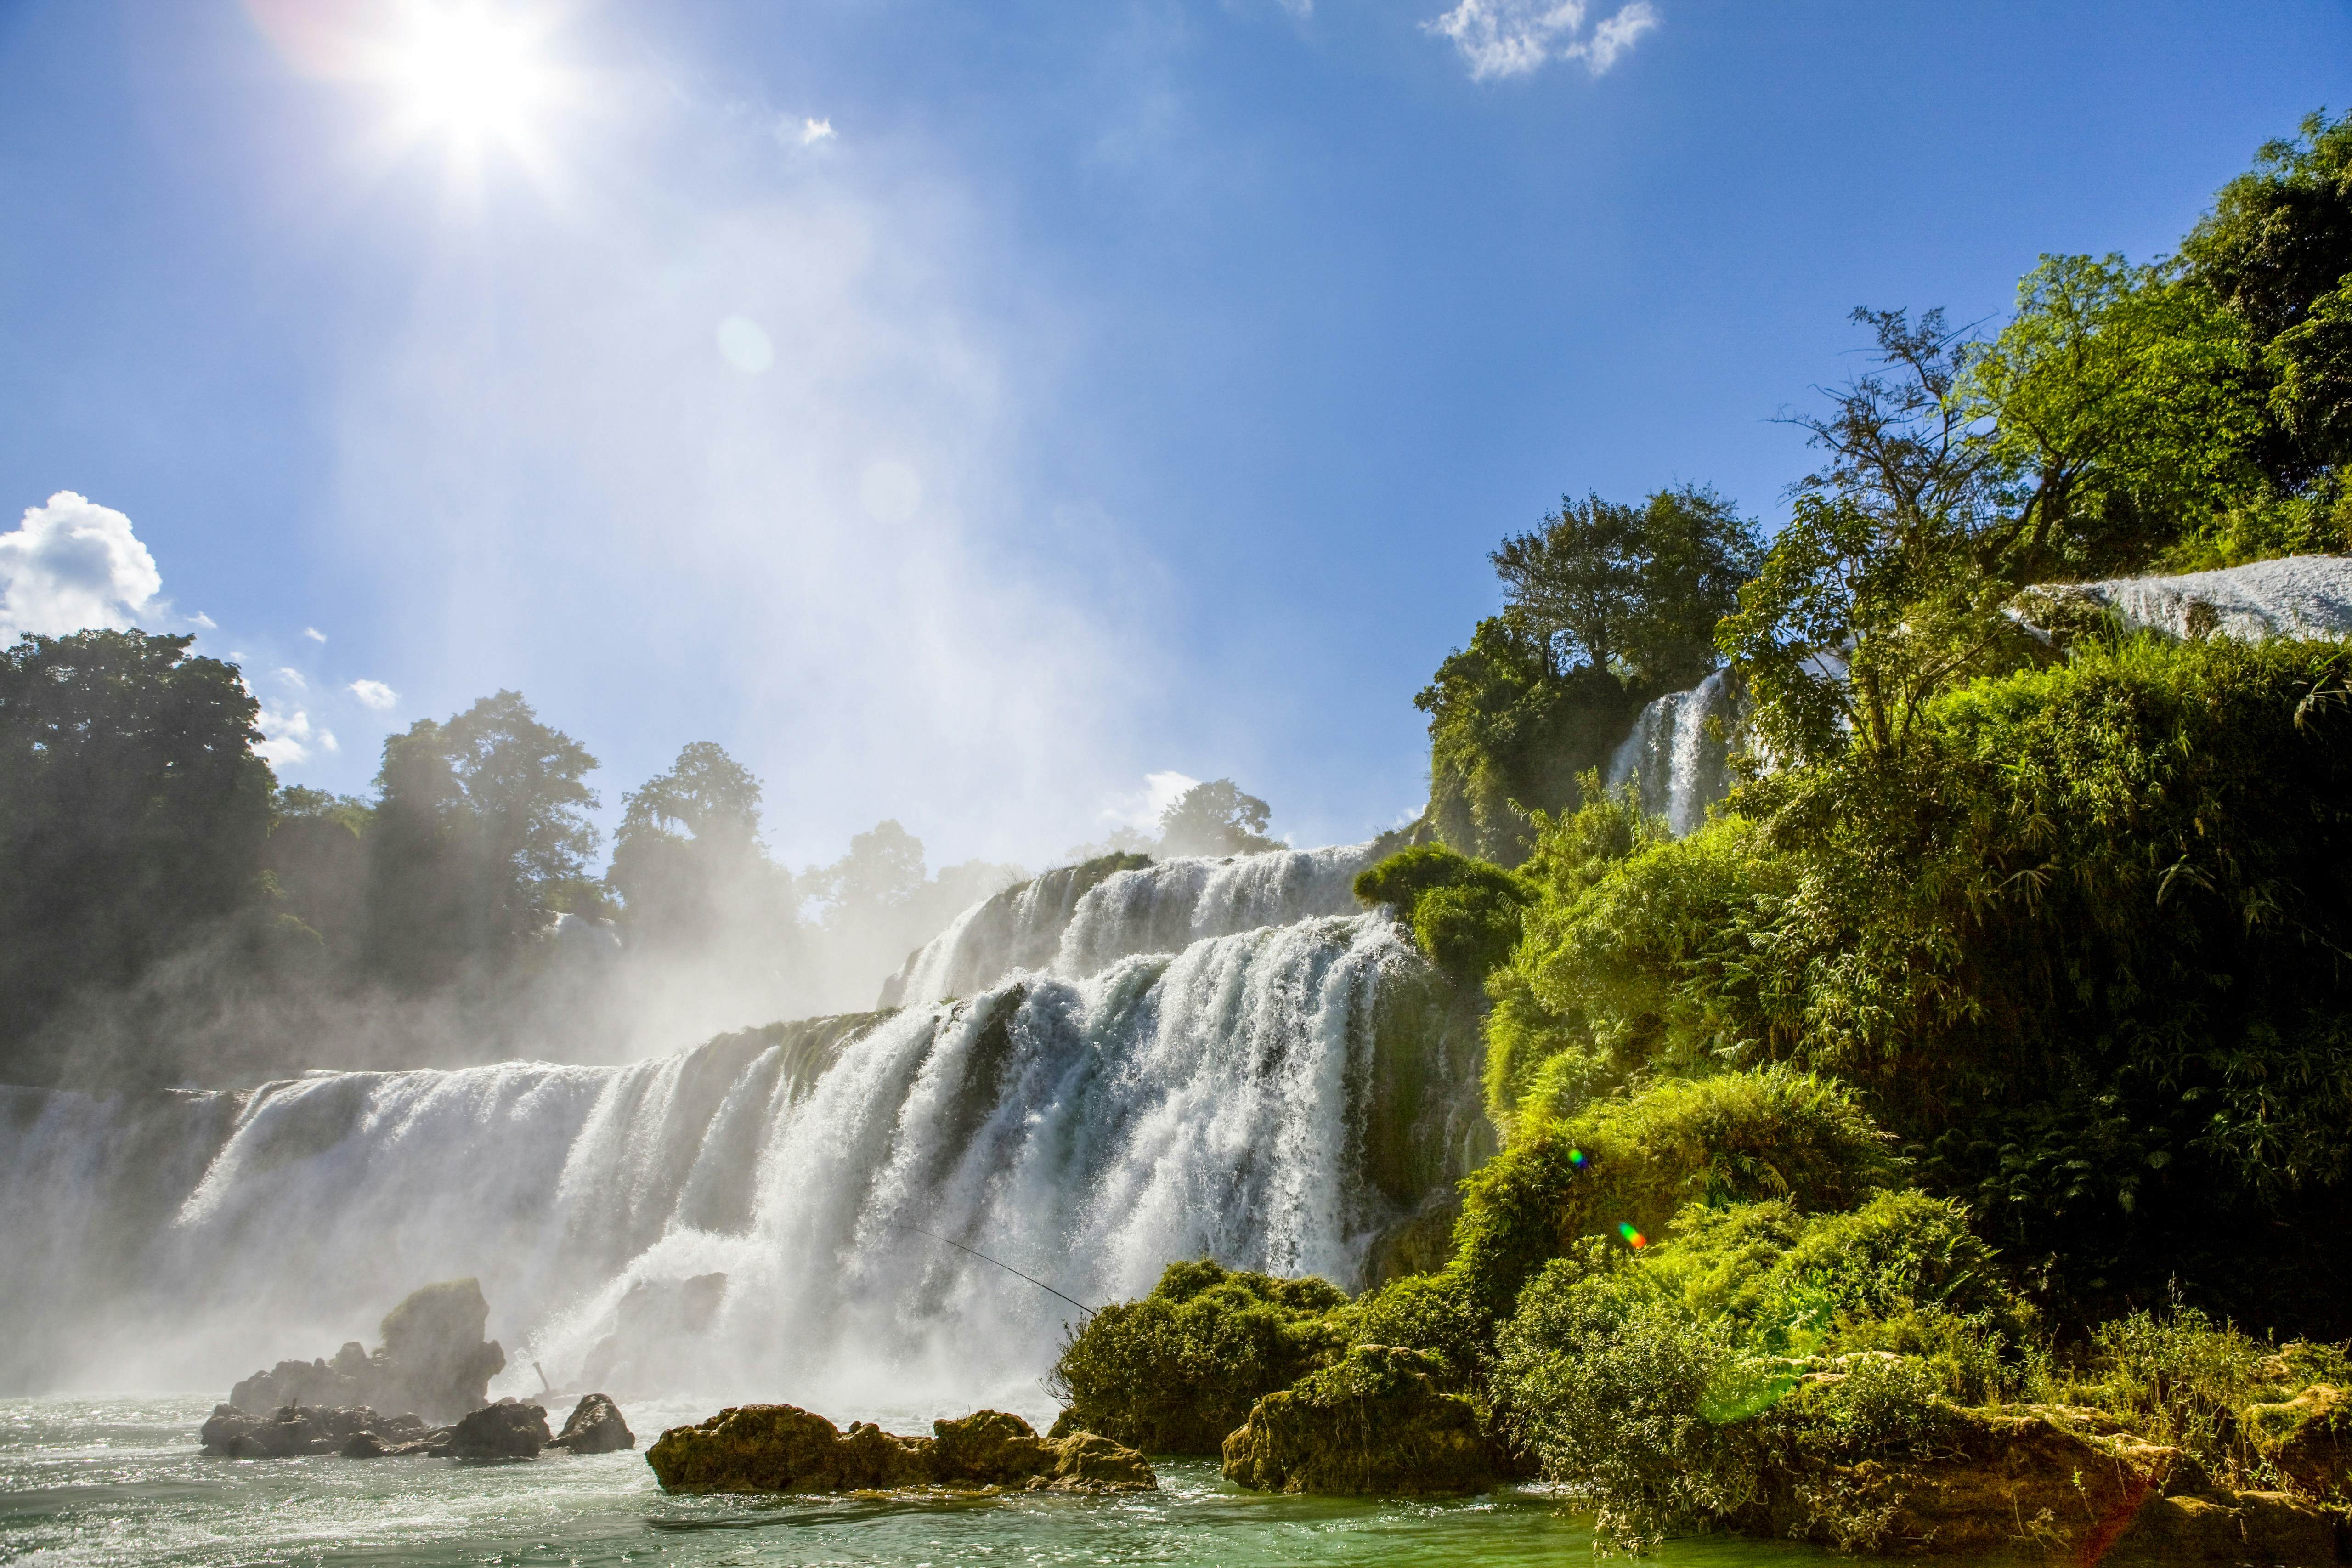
[
  {"left": 2251, "top": 1383, "right": 2352, "bottom": 1499},
  {"left": 547, "top": 1393, "right": 635, "bottom": 1454},
  {"left": 1748, "top": 1395, "right": 2345, "bottom": 1562},
  {"left": 448, "top": 1399, "right": 549, "bottom": 1459},
  {"left": 1220, "top": 1345, "right": 1499, "bottom": 1496},
  {"left": 228, "top": 1279, "right": 506, "bottom": 1424},
  {"left": 644, "top": 1405, "right": 1154, "bottom": 1494},
  {"left": 201, "top": 1403, "right": 434, "bottom": 1458}
]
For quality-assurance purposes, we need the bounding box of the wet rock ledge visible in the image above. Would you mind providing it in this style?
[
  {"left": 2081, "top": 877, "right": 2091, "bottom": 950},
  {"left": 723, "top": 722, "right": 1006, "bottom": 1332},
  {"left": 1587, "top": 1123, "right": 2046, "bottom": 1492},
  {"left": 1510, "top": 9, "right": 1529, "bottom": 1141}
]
[{"left": 645, "top": 1406, "right": 1154, "bottom": 1494}]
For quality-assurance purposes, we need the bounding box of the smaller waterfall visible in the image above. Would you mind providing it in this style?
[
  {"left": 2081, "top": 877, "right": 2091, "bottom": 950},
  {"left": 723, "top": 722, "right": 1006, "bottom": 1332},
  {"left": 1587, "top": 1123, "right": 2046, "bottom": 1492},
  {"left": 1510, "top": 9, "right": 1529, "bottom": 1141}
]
[
  {"left": 2024, "top": 555, "right": 2352, "bottom": 643},
  {"left": 1606, "top": 669, "right": 1740, "bottom": 838},
  {"left": 884, "top": 843, "right": 1380, "bottom": 1008}
]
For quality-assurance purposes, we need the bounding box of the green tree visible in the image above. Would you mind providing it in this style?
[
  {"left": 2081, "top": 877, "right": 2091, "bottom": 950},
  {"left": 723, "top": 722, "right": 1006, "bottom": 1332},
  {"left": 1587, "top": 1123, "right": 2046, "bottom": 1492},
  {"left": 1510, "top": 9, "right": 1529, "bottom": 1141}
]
[
  {"left": 609, "top": 742, "right": 786, "bottom": 946},
  {"left": 0, "top": 630, "right": 274, "bottom": 1082},
  {"left": 1493, "top": 486, "right": 1761, "bottom": 689},
  {"left": 364, "top": 691, "right": 600, "bottom": 988},
  {"left": 1156, "top": 778, "right": 1280, "bottom": 857}
]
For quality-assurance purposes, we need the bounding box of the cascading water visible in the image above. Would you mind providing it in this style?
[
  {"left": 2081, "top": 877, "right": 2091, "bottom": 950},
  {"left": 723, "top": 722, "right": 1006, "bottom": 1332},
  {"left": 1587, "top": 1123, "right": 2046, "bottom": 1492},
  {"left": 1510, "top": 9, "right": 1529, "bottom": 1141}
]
[
  {"left": 2032, "top": 554, "right": 2352, "bottom": 642},
  {"left": 0, "top": 893, "right": 1479, "bottom": 1416},
  {"left": 1605, "top": 668, "right": 1740, "bottom": 838},
  {"left": 882, "top": 842, "right": 1382, "bottom": 1007}
]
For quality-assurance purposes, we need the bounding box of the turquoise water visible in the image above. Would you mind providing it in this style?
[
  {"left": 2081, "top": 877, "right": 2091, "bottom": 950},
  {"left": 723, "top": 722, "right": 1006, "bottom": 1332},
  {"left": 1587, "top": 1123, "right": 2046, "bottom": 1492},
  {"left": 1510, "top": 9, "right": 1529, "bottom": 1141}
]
[{"left": 0, "top": 1396, "right": 1838, "bottom": 1567}]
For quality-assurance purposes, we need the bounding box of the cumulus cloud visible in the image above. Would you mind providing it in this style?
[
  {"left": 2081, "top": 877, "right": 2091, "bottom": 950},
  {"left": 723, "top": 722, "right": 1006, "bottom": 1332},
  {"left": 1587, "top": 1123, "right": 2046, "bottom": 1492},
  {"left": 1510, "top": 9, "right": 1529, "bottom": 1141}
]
[
  {"left": 303, "top": 626, "right": 328, "bottom": 642},
  {"left": 349, "top": 678, "right": 399, "bottom": 710},
  {"left": 277, "top": 667, "right": 308, "bottom": 691},
  {"left": 800, "top": 117, "right": 835, "bottom": 146},
  {"left": 192, "top": 611, "right": 218, "bottom": 629},
  {"left": 1423, "top": 0, "right": 1657, "bottom": 80},
  {"left": 255, "top": 702, "right": 336, "bottom": 767},
  {"left": 0, "top": 492, "right": 163, "bottom": 640},
  {"left": 1104, "top": 769, "right": 1200, "bottom": 832}
]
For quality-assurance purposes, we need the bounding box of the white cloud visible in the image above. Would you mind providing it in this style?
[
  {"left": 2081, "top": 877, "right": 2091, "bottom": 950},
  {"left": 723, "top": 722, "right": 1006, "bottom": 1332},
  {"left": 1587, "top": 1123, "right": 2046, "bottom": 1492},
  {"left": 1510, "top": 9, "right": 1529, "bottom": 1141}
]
[
  {"left": 349, "top": 678, "right": 400, "bottom": 711},
  {"left": 254, "top": 703, "right": 319, "bottom": 768},
  {"left": 277, "top": 666, "right": 308, "bottom": 691},
  {"left": 800, "top": 117, "right": 835, "bottom": 146},
  {"left": 303, "top": 626, "right": 328, "bottom": 642},
  {"left": 0, "top": 491, "right": 163, "bottom": 640},
  {"left": 191, "top": 611, "right": 218, "bottom": 629},
  {"left": 1423, "top": 0, "right": 1657, "bottom": 80}
]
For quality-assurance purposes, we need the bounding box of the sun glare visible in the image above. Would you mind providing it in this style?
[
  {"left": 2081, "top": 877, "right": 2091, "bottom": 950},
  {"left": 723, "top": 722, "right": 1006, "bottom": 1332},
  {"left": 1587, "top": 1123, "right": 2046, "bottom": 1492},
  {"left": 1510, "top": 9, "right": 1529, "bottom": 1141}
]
[{"left": 378, "top": 2, "right": 561, "bottom": 167}]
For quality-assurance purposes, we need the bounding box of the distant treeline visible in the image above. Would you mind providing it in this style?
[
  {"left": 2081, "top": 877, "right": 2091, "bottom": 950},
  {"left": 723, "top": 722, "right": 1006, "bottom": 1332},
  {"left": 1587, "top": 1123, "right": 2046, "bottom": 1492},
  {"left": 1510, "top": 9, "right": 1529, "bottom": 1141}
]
[{"left": 0, "top": 630, "right": 1283, "bottom": 1089}]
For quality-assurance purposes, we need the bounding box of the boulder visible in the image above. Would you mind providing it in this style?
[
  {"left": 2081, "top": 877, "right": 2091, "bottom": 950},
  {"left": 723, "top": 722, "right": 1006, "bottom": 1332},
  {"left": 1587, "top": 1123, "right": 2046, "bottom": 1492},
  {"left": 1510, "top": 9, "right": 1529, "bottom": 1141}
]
[
  {"left": 223, "top": 1279, "right": 507, "bottom": 1426},
  {"left": 201, "top": 1403, "right": 395, "bottom": 1459},
  {"left": 377, "top": 1279, "right": 508, "bottom": 1421},
  {"left": 547, "top": 1393, "right": 635, "bottom": 1454},
  {"left": 643, "top": 1405, "right": 1154, "bottom": 1494},
  {"left": 1221, "top": 1345, "right": 1499, "bottom": 1496},
  {"left": 447, "top": 1398, "right": 549, "bottom": 1460},
  {"left": 645, "top": 1404, "right": 929, "bottom": 1493}
]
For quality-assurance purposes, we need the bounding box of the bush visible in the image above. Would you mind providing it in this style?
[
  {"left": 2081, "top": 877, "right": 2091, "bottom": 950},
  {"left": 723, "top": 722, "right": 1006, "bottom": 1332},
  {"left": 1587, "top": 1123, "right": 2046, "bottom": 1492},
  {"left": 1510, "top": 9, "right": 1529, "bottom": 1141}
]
[
  {"left": 1346, "top": 1267, "right": 1488, "bottom": 1390},
  {"left": 1352, "top": 845, "right": 1534, "bottom": 986},
  {"left": 1494, "top": 1251, "right": 1749, "bottom": 1551},
  {"left": 1452, "top": 1067, "right": 1896, "bottom": 1321},
  {"left": 1046, "top": 1260, "right": 1348, "bottom": 1454}
]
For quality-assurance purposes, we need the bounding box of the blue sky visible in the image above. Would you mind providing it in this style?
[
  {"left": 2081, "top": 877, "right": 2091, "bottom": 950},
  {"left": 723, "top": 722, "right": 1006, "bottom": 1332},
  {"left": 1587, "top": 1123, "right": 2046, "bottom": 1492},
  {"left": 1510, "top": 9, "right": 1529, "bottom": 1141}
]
[{"left": 2, "top": 0, "right": 2345, "bottom": 872}]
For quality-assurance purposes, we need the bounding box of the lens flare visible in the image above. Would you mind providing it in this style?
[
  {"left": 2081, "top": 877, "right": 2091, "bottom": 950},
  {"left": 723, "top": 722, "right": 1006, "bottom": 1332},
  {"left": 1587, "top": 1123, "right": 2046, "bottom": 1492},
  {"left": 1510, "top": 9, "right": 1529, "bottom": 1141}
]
[
  {"left": 1567, "top": 1146, "right": 1585, "bottom": 1167},
  {"left": 1617, "top": 1222, "right": 1647, "bottom": 1250},
  {"left": 384, "top": 2, "right": 555, "bottom": 148}
]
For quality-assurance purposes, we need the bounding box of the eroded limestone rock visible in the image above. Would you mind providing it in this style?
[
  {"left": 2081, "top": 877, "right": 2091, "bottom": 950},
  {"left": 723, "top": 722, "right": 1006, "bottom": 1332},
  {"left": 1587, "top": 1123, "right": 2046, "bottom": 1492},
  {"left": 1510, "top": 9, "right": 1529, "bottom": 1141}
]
[
  {"left": 1220, "top": 1345, "right": 1499, "bottom": 1496},
  {"left": 201, "top": 1403, "right": 430, "bottom": 1458},
  {"left": 547, "top": 1393, "right": 635, "bottom": 1454},
  {"left": 447, "top": 1399, "right": 549, "bottom": 1459},
  {"left": 227, "top": 1279, "right": 506, "bottom": 1425},
  {"left": 644, "top": 1405, "right": 1153, "bottom": 1494}
]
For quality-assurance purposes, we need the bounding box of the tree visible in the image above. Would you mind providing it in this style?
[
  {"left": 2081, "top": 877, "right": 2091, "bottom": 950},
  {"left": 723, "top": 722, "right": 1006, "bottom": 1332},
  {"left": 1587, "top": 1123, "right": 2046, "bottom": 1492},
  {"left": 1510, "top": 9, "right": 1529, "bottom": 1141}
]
[
  {"left": 609, "top": 742, "right": 781, "bottom": 946},
  {"left": 1491, "top": 487, "right": 1760, "bottom": 689},
  {"left": 1157, "top": 779, "right": 1280, "bottom": 858},
  {"left": 363, "top": 691, "right": 600, "bottom": 988},
  {"left": 0, "top": 630, "right": 274, "bottom": 1081}
]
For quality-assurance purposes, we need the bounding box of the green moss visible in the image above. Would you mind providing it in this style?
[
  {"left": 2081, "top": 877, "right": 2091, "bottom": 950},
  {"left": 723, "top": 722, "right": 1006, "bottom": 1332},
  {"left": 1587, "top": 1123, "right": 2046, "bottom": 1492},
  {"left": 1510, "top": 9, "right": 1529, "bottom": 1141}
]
[{"left": 1046, "top": 1260, "right": 1349, "bottom": 1455}]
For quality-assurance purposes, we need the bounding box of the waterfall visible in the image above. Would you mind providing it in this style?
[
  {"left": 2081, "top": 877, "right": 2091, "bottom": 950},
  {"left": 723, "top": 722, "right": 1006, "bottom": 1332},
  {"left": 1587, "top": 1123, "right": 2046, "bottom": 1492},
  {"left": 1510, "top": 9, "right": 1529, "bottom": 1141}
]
[
  {"left": 2031, "top": 555, "right": 2352, "bottom": 643},
  {"left": 1605, "top": 668, "right": 1740, "bottom": 838},
  {"left": 882, "top": 843, "right": 1381, "bottom": 1008},
  {"left": 0, "top": 901, "right": 1479, "bottom": 1411}
]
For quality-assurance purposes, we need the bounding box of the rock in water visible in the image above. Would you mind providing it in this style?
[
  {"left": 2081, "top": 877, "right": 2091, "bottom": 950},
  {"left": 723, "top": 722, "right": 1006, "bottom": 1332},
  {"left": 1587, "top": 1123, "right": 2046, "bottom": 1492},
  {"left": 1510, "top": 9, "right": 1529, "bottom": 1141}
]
[
  {"left": 1221, "top": 1345, "right": 1498, "bottom": 1496},
  {"left": 547, "top": 1393, "right": 634, "bottom": 1454},
  {"left": 644, "top": 1406, "right": 1153, "bottom": 1494},
  {"left": 377, "top": 1279, "right": 507, "bottom": 1421},
  {"left": 447, "top": 1399, "right": 549, "bottom": 1460},
  {"left": 223, "top": 1278, "right": 507, "bottom": 1425},
  {"left": 202, "top": 1403, "right": 403, "bottom": 1458}
]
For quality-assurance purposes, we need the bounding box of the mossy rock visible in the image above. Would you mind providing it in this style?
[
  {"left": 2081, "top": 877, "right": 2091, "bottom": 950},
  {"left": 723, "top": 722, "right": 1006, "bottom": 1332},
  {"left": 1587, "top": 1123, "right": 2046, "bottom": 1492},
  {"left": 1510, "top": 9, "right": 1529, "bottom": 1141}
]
[
  {"left": 644, "top": 1405, "right": 1153, "bottom": 1495},
  {"left": 2248, "top": 1383, "right": 2352, "bottom": 1500},
  {"left": 1220, "top": 1345, "right": 1500, "bottom": 1496}
]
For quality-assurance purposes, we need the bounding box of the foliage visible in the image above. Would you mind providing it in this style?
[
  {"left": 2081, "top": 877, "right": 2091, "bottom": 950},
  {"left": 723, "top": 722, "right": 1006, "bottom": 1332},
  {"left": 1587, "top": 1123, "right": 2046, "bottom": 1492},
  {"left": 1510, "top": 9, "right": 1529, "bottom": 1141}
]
[
  {"left": 608, "top": 741, "right": 799, "bottom": 954},
  {"left": 1345, "top": 1268, "right": 1489, "bottom": 1392},
  {"left": 1492, "top": 486, "right": 1762, "bottom": 690},
  {"left": 0, "top": 630, "right": 276, "bottom": 1084},
  {"left": 1450, "top": 1067, "right": 1895, "bottom": 1322},
  {"left": 364, "top": 691, "right": 603, "bottom": 989},
  {"left": 1417, "top": 617, "right": 1641, "bottom": 866},
  {"left": 1155, "top": 778, "right": 1279, "bottom": 858},
  {"left": 1047, "top": 1259, "right": 1349, "bottom": 1454},
  {"left": 1352, "top": 845, "right": 1534, "bottom": 985}
]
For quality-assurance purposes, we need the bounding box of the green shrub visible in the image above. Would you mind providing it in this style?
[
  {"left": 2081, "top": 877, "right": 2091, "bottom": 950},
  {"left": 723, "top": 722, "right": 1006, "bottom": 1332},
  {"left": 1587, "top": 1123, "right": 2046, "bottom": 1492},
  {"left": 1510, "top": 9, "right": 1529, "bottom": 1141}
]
[
  {"left": 1493, "top": 1251, "right": 1749, "bottom": 1552},
  {"left": 1452, "top": 1067, "right": 1896, "bottom": 1321},
  {"left": 1352, "top": 844, "right": 1534, "bottom": 986},
  {"left": 2079, "top": 1307, "right": 2270, "bottom": 1483},
  {"left": 1046, "top": 1259, "right": 1348, "bottom": 1454},
  {"left": 1346, "top": 1267, "right": 1488, "bottom": 1390}
]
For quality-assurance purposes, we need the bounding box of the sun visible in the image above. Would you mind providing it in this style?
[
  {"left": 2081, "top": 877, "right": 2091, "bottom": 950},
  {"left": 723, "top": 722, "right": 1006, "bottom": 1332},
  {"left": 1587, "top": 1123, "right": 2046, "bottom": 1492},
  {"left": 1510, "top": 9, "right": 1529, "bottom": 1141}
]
[{"left": 377, "top": 2, "right": 562, "bottom": 166}]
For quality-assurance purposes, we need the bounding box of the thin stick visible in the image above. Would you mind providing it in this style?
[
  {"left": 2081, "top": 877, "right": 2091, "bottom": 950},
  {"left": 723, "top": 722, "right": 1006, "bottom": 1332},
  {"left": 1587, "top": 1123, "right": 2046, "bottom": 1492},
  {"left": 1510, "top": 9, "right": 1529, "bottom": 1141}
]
[{"left": 895, "top": 1222, "right": 1100, "bottom": 1318}]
